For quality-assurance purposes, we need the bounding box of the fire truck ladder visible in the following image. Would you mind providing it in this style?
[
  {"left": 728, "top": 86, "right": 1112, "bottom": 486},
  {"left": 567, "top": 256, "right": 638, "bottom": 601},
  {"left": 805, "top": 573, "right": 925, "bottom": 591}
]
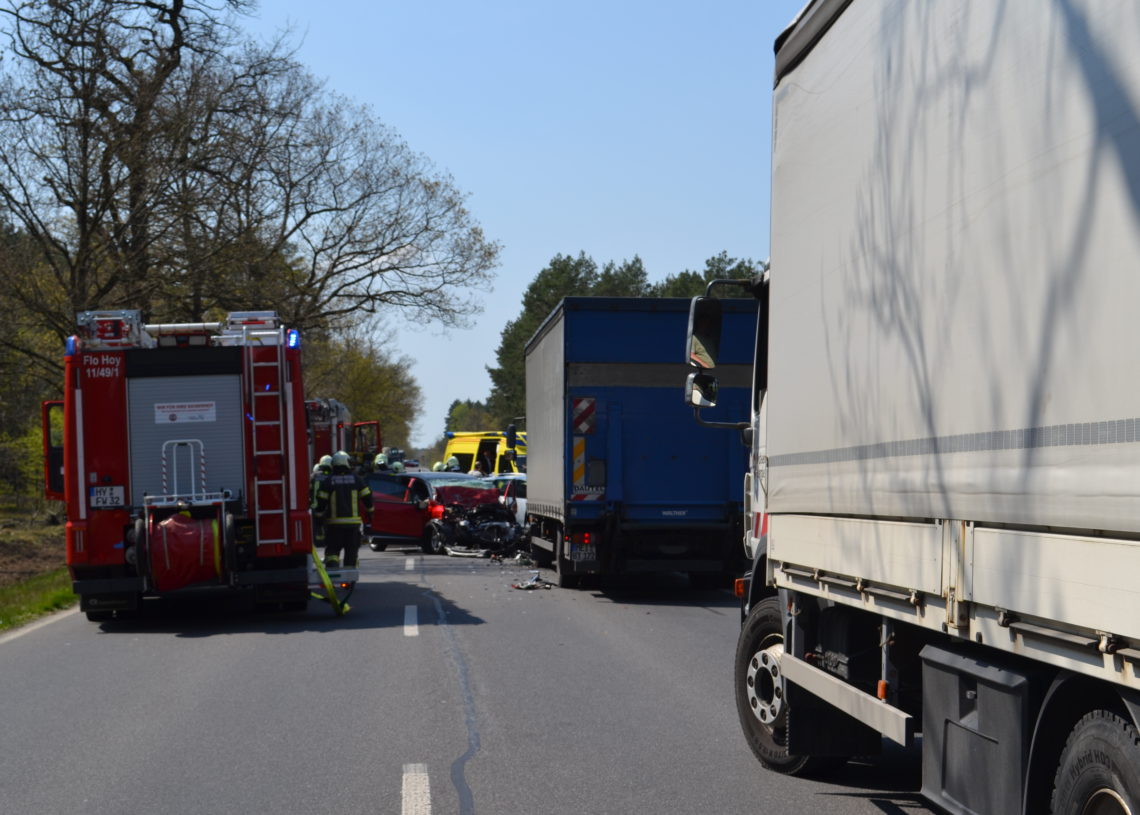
[{"left": 247, "top": 332, "right": 289, "bottom": 547}]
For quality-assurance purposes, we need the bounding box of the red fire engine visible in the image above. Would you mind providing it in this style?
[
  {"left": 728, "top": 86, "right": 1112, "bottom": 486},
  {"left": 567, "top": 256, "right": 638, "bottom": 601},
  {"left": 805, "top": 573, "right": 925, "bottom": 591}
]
[
  {"left": 306, "top": 398, "right": 351, "bottom": 464},
  {"left": 305, "top": 398, "right": 383, "bottom": 470},
  {"left": 43, "top": 310, "right": 315, "bottom": 620}
]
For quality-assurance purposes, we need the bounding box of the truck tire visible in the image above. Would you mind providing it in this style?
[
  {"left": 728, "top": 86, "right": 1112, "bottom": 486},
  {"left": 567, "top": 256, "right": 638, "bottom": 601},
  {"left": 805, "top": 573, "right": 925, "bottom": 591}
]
[
  {"left": 1050, "top": 709, "right": 1140, "bottom": 814},
  {"left": 370, "top": 539, "right": 388, "bottom": 553},
  {"left": 555, "top": 538, "right": 580, "bottom": 589},
  {"left": 735, "top": 596, "right": 841, "bottom": 776}
]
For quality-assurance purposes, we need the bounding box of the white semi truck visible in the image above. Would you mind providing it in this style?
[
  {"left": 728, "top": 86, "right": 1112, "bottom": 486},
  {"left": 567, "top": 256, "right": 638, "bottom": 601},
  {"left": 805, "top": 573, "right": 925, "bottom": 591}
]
[{"left": 685, "top": 2, "right": 1140, "bottom": 813}]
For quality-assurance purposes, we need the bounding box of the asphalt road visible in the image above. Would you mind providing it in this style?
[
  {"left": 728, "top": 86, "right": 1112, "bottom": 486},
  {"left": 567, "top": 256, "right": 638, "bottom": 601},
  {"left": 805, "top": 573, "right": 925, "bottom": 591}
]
[{"left": 0, "top": 549, "right": 936, "bottom": 815}]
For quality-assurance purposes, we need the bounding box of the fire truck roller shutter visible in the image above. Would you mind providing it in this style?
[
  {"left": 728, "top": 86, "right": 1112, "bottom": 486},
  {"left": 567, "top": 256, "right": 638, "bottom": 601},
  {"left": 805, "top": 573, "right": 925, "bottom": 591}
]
[{"left": 127, "top": 375, "right": 246, "bottom": 503}]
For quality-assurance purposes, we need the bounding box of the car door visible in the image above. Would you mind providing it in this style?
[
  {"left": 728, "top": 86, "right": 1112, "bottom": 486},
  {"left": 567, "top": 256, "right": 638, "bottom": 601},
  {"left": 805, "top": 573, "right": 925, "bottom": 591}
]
[{"left": 366, "top": 474, "right": 423, "bottom": 539}]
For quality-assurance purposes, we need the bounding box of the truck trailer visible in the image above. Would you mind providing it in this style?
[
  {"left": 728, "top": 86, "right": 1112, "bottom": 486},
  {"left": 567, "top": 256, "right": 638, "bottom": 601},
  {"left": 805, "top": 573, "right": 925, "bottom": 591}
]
[
  {"left": 686, "top": 2, "right": 1140, "bottom": 813},
  {"left": 44, "top": 310, "right": 316, "bottom": 620},
  {"left": 525, "top": 297, "right": 756, "bottom": 588}
]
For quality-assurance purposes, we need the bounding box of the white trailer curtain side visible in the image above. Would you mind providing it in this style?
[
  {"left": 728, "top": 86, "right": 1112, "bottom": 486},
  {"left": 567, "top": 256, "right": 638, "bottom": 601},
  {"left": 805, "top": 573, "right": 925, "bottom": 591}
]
[{"left": 768, "top": 0, "right": 1140, "bottom": 535}]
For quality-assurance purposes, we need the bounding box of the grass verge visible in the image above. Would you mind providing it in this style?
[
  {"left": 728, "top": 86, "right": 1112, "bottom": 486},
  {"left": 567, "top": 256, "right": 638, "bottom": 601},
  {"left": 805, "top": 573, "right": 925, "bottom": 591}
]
[{"left": 0, "top": 568, "right": 76, "bottom": 632}]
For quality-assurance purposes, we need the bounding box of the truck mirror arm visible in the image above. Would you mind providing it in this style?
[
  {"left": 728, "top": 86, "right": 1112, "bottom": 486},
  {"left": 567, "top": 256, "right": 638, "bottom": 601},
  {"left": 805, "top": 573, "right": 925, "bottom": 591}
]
[
  {"left": 692, "top": 406, "right": 750, "bottom": 434},
  {"left": 703, "top": 268, "right": 769, "bottom": 300}
]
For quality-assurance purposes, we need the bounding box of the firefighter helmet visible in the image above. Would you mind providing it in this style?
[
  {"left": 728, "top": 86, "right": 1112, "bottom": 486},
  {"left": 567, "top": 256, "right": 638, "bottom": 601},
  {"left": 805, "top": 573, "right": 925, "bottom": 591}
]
[
  {"left": 432, "top": 461, "right": 444, "bottom": 472},
  {"left": 374, "top": 453, "right": 388, "bottom": 467},
  {"left": 390, "top": 460, "right": 405, "bottom": 473},
  {"left": 332, "top": 451, "right": 350, "bottom": 469},
  {"left": 318, "top": 454, "right": 333, "bottom": 470},
  {"left": 445, "top": 456, "right": 460, "bottom": 472}
]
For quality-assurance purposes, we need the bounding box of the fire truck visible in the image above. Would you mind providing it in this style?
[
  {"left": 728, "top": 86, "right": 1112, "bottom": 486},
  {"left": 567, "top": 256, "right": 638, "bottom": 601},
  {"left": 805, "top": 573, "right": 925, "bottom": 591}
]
[
  {"left": 304, "top": 398, "right": 382, "bottom": 470},
  {"left": 43, "top": 310, "right": 316, "bottom": 620}
]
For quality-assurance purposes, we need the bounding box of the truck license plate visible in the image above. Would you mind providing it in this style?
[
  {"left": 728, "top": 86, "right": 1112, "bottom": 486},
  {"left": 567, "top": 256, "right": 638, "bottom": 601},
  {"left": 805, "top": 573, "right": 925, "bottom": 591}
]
[
  {"left": 570, "top": 544, "right": 596, "bottom": 562},
  {"left": 89, "top": 486, "right": 125, "bottom": 508}
]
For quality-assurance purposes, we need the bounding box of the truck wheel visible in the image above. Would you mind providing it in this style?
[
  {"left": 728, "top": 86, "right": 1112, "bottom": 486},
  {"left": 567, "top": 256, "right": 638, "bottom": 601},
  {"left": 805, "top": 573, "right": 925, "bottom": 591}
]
[
  {"left": 555, "top": 539, "right": 580, "bottom": 589},
  {"left": 1050, "top": 709, "right": 1140, "bottom": 814},
  {"left": 370, "top": 539, "right": 388, "bottom": 553},
  {"left": 735, "top": 596, "right": 840, "bottom": 776}
]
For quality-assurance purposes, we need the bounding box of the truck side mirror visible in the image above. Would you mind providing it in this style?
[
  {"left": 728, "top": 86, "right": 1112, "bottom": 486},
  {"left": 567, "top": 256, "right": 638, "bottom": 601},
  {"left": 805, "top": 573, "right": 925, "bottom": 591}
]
[
  {"left": 686, "top": 296, "right": 722, "bottom": 370},
  {"left": 506, "top": 423, "right": 517, "bottom": 449},
  {"left": 685, "top": 372, "right": 719, "bottom": 408}
]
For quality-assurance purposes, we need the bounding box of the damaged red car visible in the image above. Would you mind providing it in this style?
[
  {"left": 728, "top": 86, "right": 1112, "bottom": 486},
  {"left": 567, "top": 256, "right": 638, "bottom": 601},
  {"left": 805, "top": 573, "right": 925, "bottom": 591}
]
[{"left": 364, "top": 471, "right": 502, "bottom": 554}]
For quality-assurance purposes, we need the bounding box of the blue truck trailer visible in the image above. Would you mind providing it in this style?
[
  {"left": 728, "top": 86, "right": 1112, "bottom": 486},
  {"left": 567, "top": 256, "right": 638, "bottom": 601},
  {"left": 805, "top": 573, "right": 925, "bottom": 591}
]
[{"left": 524, "top": 297, "right": 758, "bottom": 587}]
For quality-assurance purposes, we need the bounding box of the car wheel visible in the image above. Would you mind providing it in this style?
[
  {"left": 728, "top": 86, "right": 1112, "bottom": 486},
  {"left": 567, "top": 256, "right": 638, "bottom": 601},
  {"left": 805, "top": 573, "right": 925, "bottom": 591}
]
[{"left": 431, "top": 527, "right": 449, "bottom": 555}]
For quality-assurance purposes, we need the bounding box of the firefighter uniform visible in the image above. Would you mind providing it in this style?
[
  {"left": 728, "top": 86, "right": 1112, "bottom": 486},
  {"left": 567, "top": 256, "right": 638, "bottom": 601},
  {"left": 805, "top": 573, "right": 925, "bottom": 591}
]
[
  {"left": 312, "top": 453, "right": 373, "bottom": 568},
  {"left": 310, "top": 457, "right": 333, "bottom": 546}
]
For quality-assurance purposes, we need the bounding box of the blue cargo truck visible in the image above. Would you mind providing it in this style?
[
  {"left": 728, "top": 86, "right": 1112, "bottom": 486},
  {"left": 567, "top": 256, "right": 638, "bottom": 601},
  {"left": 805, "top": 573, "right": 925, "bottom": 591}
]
[{"left": 524, "top": 297, "right": 758, "bottom": 587}]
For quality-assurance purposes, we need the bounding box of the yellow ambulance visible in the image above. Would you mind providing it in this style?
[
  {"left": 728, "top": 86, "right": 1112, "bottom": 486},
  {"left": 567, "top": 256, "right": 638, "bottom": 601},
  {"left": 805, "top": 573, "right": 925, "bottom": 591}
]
[{"left": 443, "top": 428, "right": 526, "bottom": 474}]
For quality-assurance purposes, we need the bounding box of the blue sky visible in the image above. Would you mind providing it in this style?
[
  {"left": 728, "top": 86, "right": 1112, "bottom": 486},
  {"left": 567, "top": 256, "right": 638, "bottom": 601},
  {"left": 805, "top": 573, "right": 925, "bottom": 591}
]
[{"left": 244, "top": 1, "right": 807, "bottom": 448}]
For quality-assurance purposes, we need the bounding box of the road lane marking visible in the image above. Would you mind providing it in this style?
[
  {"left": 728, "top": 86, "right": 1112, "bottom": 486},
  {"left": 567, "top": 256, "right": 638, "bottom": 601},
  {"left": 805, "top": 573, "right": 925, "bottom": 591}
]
[
  {"left": 404, "top": 604, "right": 419, "bottom": 637},
  {"left": 405, "top": 556, "right": 416, "bottom": 571},
  {"left": 402, "top": 763, "right": 431, "bottom": 815}
]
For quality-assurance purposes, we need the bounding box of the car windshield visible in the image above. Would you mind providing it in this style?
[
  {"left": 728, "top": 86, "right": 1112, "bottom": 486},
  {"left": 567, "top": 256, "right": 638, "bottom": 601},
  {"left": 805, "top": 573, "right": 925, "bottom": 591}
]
[{"left": 364, "top": 473, "right": 409, "bottom": 497}]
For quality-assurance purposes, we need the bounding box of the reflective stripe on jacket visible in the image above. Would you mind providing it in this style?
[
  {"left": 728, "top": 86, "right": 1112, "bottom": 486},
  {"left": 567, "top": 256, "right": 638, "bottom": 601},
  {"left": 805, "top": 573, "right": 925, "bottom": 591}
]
[{"left": 312, "top": 471, "right": 373, "bottom": 525}]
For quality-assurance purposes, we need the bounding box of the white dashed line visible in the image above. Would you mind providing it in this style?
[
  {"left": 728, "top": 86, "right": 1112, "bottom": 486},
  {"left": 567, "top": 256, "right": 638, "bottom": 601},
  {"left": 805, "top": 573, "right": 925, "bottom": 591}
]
[
  {"left": 405, "top": 556, "right": 416, "bottom": 572},
  {"left": 404, "top": 605, "right": 419, "bottom": 637},
  {"left": 401, "top": 763, "right": 431, "bottom": 815}
]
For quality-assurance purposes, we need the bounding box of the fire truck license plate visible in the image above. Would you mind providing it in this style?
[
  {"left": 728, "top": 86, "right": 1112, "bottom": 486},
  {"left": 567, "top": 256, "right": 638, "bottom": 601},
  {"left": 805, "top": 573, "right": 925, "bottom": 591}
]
[
  {"left": 570, "top": 544, "right": 596, "bottom": 561},
  {"left": 89, "top": 486, "right": 124, "bottom": 507}
]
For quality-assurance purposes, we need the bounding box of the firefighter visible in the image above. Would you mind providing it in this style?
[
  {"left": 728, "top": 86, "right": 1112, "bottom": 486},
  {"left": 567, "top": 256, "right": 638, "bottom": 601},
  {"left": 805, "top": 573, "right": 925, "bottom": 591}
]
[
  {"left": 312, "top": 450, "right": 373, "bottom": 569},
  {"left": 445, "top": 455, "right": 462, "bottom": 472},
  {"left": 310, "top": 456, "right": 334, "bottom": 546}
]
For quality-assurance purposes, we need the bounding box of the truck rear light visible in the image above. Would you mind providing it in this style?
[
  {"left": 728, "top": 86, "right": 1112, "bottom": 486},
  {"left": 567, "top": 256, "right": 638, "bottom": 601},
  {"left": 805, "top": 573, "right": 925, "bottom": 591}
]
[
  {"left": 568, "top": 531, "right": 591, "bottom": 545},
  {"left": 734, "top": 578, "right": 746, "bottom": 598}
]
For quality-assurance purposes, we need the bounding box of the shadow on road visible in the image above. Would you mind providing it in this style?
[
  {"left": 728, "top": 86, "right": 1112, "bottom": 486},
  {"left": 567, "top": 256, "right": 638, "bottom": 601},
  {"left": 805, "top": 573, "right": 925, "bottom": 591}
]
[
  {"left": 579, "top": 569, "right": 739, "bottom": 612},
  {"left": 812, "top": 739, "right": 928, "bottom": 813},
  {"left": 88, "top": 575, "right": 487, "bottom": 638}
]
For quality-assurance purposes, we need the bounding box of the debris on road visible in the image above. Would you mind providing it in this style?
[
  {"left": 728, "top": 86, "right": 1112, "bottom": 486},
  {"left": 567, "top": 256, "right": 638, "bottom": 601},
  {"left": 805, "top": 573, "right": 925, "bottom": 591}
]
[{"left": 511, "top": 571, "right": 553, "bottom": 590}]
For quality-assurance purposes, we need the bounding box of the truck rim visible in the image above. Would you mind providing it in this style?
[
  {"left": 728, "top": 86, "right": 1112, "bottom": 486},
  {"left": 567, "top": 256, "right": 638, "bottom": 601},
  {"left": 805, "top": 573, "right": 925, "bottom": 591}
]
[
  {"left": 745, "top": 640, "right": 786, "bottom": 729},
  {"left": 1083, "top": 789, "right": 1130, "bottom": 815}
]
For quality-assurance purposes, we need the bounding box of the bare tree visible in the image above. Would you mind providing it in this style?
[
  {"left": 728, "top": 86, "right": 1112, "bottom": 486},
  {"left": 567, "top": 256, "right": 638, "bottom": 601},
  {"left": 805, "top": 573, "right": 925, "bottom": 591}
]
[
  {"left": 0, "top": 0, "right": 499, "bottom": 350},
  {"left": 154, "top": 43, "right": 499, "bottom": 331},
  {"left": 0, "top": 1, "right": 248, "bottom": 331}
]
